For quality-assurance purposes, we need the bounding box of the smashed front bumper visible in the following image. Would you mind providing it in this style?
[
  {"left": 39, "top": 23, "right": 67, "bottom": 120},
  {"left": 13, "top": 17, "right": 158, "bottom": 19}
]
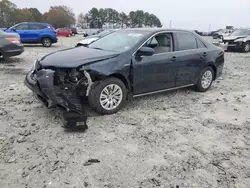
[
  {"left": 24, "top": 69, "right": 84, "bottom": 114},
  {"left": 213, "top": 41, "right": 244, "bottom": 51}
]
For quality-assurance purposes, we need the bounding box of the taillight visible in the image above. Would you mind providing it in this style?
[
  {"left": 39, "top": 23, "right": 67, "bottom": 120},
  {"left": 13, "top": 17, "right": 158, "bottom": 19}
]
[
  {"left": 222, "top": 49, "right": 225, "bottom": 55},
  {"left": 5, "top": 37, "right": 20, "bottom": 44}
]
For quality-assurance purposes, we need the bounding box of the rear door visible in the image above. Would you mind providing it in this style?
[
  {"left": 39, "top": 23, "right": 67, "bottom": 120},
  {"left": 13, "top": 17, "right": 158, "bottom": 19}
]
[
  {"left": 28, "top": 24, "right": 46, "bottom": 42},
  {"left": 174, "top": 32, "right": 208, "bottom": 86}
]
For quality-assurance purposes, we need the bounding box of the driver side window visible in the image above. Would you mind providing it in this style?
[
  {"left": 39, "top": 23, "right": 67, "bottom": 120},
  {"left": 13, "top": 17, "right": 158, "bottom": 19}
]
[{"left": 144, "top": 33, "right": 173, "bottom": 54}]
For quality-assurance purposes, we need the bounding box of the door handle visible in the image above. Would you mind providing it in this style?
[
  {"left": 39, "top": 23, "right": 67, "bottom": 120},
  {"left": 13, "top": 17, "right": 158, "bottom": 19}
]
[{"left": 171, "top": 56, "right": 177, "bottom": 62}]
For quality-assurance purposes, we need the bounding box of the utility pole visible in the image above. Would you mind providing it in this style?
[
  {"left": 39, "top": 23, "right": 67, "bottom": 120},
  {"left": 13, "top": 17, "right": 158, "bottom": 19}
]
[
  {"left": 208, "top": 24, "right": 211, "bottom": 33},
  {"left": 169, "top": 20, "right": 172, "bottom": 28}
]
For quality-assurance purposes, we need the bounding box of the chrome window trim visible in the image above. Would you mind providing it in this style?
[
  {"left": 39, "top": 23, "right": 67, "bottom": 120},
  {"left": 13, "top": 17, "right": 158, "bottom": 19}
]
[
  {"left": 132, "top": 30, "right": 207, "bottom": 56},
  {"left": 132, "top": 31, "right": 174, "bottom": 56}
]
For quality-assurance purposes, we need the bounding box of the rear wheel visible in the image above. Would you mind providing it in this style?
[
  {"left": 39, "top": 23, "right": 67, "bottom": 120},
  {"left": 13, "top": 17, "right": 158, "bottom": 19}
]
[
  {"left": 42, "top": 38, "right": 52, "bottom": 47},
  {"left": 243, "top": 42, "right": 250, "bottom": 52},
  {"left": 88, "top": 77, "right": 127, "bottom": 114},
  {"left": 195, "top": 67, "right": 214, "bottom": 92}
]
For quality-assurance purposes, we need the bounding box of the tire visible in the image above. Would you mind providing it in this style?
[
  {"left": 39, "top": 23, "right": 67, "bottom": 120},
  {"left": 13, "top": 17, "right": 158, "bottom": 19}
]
[
  {"left": 42, "top": 38, "right": 52, "bottom": 47},
  {"left": 242, "top": 42, "right": 250, "bottom": 53},
  {"left": 194, "top": 67, "right": 214, "bottom": 92},
  {"left": 88, "top": 77, "right": 127, "bottom": 115}
]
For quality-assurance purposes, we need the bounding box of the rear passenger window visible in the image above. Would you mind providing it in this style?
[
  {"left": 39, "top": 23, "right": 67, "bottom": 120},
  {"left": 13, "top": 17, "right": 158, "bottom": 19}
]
[
  {"left": 29, "top": 24, "right": 47, "bottom": 30},
  {"left": 176, "top": 32, "right": 197, "bottom": 51},
  {"left": 196, "top": 38, "right": 206, "bottom": 48}
]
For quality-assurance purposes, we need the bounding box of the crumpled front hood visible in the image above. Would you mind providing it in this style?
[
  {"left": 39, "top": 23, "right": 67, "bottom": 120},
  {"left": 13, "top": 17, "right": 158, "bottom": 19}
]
[
  {"left": 39, "top": 47, "right": 120, "bottom": 69},
  {"left": 223, "top": 35, "right": 247, "bottom": 40}
]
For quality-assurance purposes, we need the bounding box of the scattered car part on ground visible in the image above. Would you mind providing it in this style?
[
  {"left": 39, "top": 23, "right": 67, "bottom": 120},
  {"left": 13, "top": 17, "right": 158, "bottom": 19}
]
[
  {"left": 0, "top": 30, "right": 24, "bottom": 59},
  {"left": 4, "top": 22, "right": 58, "bottom": 47},
  {"left": 56, "top": 28, "right": 73, "bottom": 37},
  {"left": 25, "top": 28, "right": 224, "bottom": 117},
  {"left": 222, "top": 29, "right": 250, "bottom": 52},
  {"left": 76, "top": 29, "right": 119, "bottom": 47},
  {"left": 62, "top": 111, "right": 88, "bottom": 132}
]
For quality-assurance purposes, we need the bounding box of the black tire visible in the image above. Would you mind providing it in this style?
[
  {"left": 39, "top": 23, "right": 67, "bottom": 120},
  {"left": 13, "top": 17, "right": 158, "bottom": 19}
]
[
  {"left": 88, "top": 77, "right": 127, "bottom": 115},
  {"left": 41, "top": 38, "right": 52, "bottom": 47},
  {"left": 194, "top": 67, "right": 214, "bottom": 92},
  {"left": 242, "top": 42, "right": 250, "bottom": 53}
]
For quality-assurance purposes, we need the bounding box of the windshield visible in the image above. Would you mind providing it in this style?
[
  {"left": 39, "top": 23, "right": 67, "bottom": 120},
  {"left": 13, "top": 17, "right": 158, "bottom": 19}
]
[
  {"left": 88, "top": 31, "right": 146, "bottom": 52},
  {"left": 230, "top": 29, "right": 250, "bottom": 36}
]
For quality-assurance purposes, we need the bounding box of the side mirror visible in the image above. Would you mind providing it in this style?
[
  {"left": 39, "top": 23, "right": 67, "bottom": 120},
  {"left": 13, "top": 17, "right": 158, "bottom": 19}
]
[
  {"left": 12, "top": 28, "right": 16, "bottom": 32},
  {"left": 137, "top": 47, "right": 155, "bottom": 56}
]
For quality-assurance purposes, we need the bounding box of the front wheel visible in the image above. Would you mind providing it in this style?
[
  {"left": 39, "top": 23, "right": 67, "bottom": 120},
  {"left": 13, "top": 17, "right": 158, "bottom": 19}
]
[
  {"left": 42, "top": 38, "right": 52, "bottom": 47},
  {"left": 242, "top": 42, "right": 250, "bottom": 53},
  {"left": 88, "top": 77, "right": 127, "bottom": 114},
  {"left": 194, "top": 67, "right": 214, "bottom": 92}
]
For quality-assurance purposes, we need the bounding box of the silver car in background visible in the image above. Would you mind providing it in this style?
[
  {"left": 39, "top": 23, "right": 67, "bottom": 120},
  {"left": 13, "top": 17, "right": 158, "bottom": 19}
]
[
  {"left": 76, "top": 29, "right": 119, "bottom": 47},
  {"left": 222, "top": 29, "right": 250, "bottom": 52}
]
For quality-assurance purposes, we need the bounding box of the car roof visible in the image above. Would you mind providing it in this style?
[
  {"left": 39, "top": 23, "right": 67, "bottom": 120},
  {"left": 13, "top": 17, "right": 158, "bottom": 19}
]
[
  {"left": 20, "top": 22, "right": 51, "bottom": 26},
  {"left": 122, "top": 28, "right": 195, "bottom": 34}
]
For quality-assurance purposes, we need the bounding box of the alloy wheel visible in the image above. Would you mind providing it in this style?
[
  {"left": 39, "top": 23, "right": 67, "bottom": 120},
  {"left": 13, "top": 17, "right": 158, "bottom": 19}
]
[
  {"left": 201, "top": 70, "right": 213, "bottom": 89},
  {"left": 99, "top": 84, "right": 123, "bottom": 110},
  {"left": 43, "top": 39, "right": 51, "bottom": 47},
  {"left": 245, "top": 43, "right": 250, "bottom": 52}
]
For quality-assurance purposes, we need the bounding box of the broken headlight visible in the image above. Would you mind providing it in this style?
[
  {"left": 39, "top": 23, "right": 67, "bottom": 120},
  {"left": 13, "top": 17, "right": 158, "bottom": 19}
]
[{"left": 54, "top": 69, "right": 88, "bottom": 90}]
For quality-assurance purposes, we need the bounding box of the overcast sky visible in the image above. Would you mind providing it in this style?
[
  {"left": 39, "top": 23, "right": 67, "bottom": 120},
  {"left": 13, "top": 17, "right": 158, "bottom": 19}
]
[{"left": 11, "top": 0, "right": 250, "bottom": 31}]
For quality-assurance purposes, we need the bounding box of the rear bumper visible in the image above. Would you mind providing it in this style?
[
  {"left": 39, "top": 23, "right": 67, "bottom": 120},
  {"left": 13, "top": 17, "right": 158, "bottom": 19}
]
[
  {"left": 24, "top": 69, "right": 84, "bottom": 114},
  {"left": 2, "top": 45, "right": 24, "bottom": 57}
]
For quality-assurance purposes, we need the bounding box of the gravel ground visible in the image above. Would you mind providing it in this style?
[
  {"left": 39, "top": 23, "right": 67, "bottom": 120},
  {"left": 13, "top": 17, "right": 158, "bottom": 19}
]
[{"left": 0, "top": 35, "right": 250, "bottom": 188}]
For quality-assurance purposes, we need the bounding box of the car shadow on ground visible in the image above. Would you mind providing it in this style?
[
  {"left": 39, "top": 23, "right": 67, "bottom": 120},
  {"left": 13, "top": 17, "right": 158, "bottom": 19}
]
[
  {"left": 23, "top": 44, "right": 59, "bottom": 48},
  {"left": 0, "top": 57, "right": 23, "bottom": 64}
]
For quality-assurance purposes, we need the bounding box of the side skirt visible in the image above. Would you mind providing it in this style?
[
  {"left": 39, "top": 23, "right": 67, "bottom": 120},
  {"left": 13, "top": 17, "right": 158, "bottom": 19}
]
[{"left": 133, "top": 84, "right": 194, "bottom": 98}]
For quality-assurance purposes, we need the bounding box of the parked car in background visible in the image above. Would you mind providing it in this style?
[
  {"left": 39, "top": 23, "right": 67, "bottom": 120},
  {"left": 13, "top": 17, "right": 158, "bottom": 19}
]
[
  {"left": 71, "top": 27, "right": 77, "bottom": 35},
  {"left": 76, "top": 29, "right": 119, "bottom": 46},
  {"left": 0, "top": 30, "right": 24, "bottom": 59},
  {"left": 25, "top": 29, "right": 224, "bottom": 115},
  {"left": 213, "top": 29, "right": 233, "bottom": 39},
  {"left": 4, "top": 22, "right": 57, "bottom": 47},
  {"left": 194, "top": 30, "right": 203, "bottom": 36},
  {"left": 56, "top": 28, "right": 73, "bottom": 37},
  {"left": 222, "top": 29, "right": 250, "bottom": 52}
]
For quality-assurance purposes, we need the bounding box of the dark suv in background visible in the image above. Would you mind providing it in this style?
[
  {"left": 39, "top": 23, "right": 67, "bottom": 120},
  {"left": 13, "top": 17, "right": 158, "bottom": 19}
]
[{"left": 4, "top": 22, "right": 58, "bottom": 47}]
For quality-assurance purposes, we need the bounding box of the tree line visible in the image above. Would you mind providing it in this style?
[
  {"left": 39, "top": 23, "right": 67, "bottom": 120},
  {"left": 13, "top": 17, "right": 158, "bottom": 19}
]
[
  {"left": 77, "top": 8, "right": 162, "bottom": 28},
  {"left": 0, "top": 0, "right": 162, "bottom": 29}
]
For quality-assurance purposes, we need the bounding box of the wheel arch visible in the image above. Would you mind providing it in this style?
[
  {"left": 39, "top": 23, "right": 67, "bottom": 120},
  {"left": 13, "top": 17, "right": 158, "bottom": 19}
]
[
  {"left": 207, "top": 64, "right": 217, "bottom": 80},
  {"left": 40, "top": 35, "right": 52, "bottom": 42},
  {"left": 108, "top": 73, "right": 131, "bottom": 92}
]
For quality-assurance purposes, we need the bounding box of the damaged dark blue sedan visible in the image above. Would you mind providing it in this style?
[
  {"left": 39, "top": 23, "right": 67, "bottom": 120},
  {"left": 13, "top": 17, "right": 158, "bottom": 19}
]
[{"left": 25, "top": 28, "right": 224, "bottom": 115}]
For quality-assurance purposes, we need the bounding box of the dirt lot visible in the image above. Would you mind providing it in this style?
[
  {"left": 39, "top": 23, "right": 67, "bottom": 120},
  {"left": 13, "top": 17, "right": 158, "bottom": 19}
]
[{"left": 0, "top": 36, "right": 250, "bottom": 188}]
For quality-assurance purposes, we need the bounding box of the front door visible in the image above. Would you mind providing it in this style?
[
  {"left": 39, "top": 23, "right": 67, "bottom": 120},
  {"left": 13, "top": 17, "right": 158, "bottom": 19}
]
[
  {"left": 132, "top": 33, "right": 178, "bottom": 95},
  {"left": 13, "top": 24, "right": 29, "bottom": 42}
]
